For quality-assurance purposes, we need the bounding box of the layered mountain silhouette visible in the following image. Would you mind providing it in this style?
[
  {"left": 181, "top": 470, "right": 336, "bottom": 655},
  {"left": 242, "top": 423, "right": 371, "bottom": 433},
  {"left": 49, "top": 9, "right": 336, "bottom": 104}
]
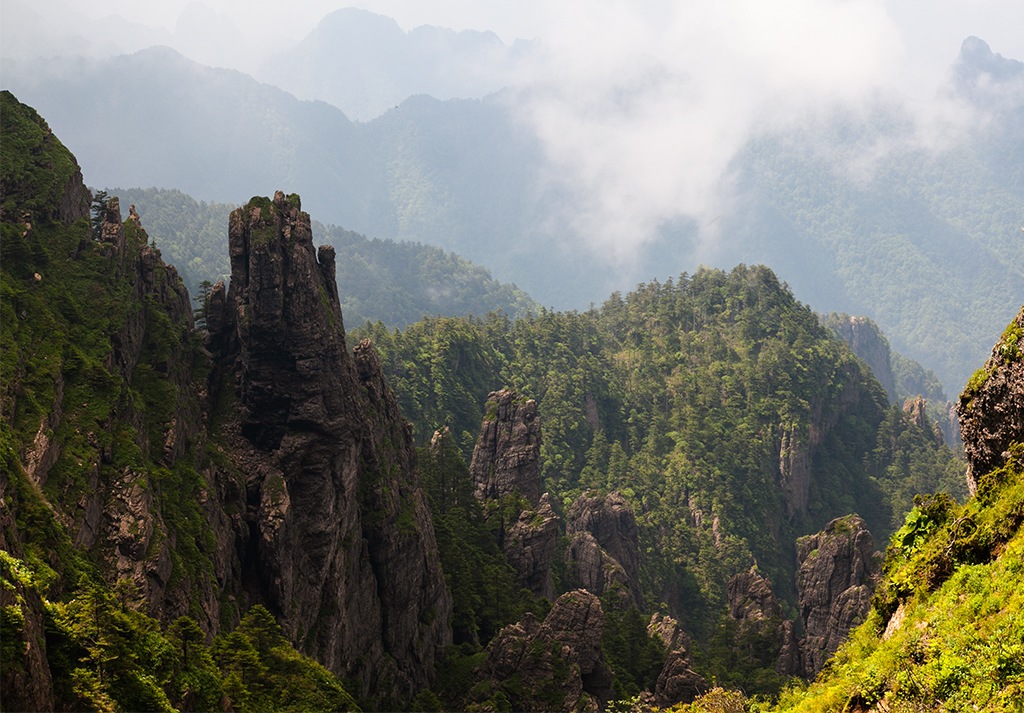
[{"left": 4, "top": 33, "right": 1021, "bottom": 393}]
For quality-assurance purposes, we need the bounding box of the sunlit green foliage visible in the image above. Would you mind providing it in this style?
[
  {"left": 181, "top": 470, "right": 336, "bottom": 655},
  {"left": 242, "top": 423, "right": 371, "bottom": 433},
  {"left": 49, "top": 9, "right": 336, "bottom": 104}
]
[
  {"left": 0, "top": 542, "right": 359, "bottom": 712},
  {"left": 362, "top": 265, "right": 962, "bottom": 644},
  {"left": 772, "top": 444, "right": 1024, "bottom": 711}
]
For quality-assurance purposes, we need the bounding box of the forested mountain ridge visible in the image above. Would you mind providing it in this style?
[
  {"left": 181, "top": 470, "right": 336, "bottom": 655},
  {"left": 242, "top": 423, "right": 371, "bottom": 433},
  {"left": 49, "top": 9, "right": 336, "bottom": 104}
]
[
  {"left": 0, "top": 91, "right": 974, "bottom": 711},
  {"left": 3, "top": 37, "right": 1021, "bottom": 393},
  {"left": 1, "top": 90, "right": 448, "bottom": 710},
  {"left": 105, "top": 186, "right": 538, "bottom": 327},
  {"left": 357, "top": 266, "right": 965, "bottom": 625},
  {"left": 759, "top": 306, "right": 1024, "bottom": 712}
]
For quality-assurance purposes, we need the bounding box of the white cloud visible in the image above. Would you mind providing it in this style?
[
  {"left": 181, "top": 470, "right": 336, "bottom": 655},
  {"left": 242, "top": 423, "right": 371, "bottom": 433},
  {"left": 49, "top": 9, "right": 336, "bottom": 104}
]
[{"left": 497, "top": 0, "right": 921, "bottom": 265}]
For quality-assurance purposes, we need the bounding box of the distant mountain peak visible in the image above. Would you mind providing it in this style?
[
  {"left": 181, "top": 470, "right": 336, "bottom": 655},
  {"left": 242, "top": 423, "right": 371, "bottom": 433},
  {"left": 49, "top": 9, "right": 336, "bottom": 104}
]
[{"left": 949, "top": 35, "right": 1024, "bottom": 103}]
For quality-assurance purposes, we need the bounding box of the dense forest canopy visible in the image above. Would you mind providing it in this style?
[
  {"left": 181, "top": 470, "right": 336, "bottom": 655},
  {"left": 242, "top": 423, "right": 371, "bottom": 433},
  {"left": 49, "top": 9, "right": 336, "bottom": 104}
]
[{"left": 357, "top": 265, "right": 965, "bottom": 623}]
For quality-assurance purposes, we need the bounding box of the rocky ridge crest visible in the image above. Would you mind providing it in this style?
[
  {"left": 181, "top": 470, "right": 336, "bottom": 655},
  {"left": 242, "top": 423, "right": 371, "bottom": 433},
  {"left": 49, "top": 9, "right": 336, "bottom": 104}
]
[
  {"left": 204, "top": 191, "right": 452, "bottom": 697},
  {"left": 958, "top": 307, "right": 1024, "bottom": 494}
]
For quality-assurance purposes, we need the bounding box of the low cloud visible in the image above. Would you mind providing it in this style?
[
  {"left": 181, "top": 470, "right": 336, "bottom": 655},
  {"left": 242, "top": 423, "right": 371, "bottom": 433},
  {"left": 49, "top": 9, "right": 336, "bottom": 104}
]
[{"left": 499, "top": 0, "right": 985, "bottom": 270}]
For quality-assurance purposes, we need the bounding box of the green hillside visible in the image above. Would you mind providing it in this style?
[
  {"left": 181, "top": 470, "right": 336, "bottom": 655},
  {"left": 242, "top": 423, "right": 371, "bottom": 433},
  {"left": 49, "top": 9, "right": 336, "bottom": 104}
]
[
  {"left": 358, "top": 266, "right": 964, "bottom": 627},
  {"left": 106, "top": 186, "right": 538, "bottom": 326},
  {"left": 0, "top": 90, "right": 360, "bottom": 712}
]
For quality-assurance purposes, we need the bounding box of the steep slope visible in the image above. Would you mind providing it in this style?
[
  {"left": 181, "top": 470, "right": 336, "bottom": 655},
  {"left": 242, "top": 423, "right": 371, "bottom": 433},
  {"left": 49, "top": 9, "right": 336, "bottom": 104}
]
[
  {"left": 0, "top": 92, "right": 451, "bottom": 707},
  {"left": 765, "top": 306, "right": 1024, "bottom": 711},
  {"left": 823, "top": 312, "right": 960, "bottom": 445}
]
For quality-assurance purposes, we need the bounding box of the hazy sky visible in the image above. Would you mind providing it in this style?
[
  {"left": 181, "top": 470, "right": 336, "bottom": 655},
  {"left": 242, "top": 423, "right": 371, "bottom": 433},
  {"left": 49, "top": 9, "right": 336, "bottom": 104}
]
[
  {"left": 4, "top": 0, "right": 1021, "bottom": 268},
  {"left": 7, "top": 0, "right": 1023, "bottom": 85}
]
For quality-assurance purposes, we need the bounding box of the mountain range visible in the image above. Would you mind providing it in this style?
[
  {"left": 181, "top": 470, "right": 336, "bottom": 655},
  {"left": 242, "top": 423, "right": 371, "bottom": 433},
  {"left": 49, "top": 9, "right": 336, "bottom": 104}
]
[
  {"left": 4, "top": 23, "right": 1022, "bottom": 394},
  {"left": 2, "top": 82, "right": 1022, "bottom": 711}
]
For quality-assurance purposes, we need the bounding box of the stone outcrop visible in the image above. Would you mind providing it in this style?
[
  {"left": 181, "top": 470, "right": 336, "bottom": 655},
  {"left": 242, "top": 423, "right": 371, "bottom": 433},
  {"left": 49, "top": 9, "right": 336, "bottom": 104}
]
[
  {"left": 470, "top": 389, "right": 543, "bottom": 506},
  {"left": 19, "top": 198, "right": 201, "bottom": 623},
  {"left": 469, "top": 388, "right": 559, "bottom": 598},
  {"left": 207, "top": 192, "right": 451, "bottom": 697},
  {"left": 505, "top": 493, "right": 560, "bottom": 600},
  {"left": 958, "top": 307, "right": 1024, "bottom": 494},
  {"left": 777, "top": 357, "right": 881, "bottom": 518},
  {"left": 904, "top": 396, "right": 944, "bottom": 446},
  {"left": 726, "top": 569, "right": 800, "bottom": 676},
  {"left": 566, "top": 490, "right": 641, "bottom": 605},
  {"left": 0, "top": 478, "right": 56, "bottom": 713},
  {"left": 473, "top": 590, "right": 613, "bottom": 712},
  {"left": 796, "top": 514, "right": 880, "bottom": 677},
  {"left": 647, "top": 613, "right": 707, "bottom": 707},
  {"left": 826, "top": 314, "right": 897, "bottom": 402}
]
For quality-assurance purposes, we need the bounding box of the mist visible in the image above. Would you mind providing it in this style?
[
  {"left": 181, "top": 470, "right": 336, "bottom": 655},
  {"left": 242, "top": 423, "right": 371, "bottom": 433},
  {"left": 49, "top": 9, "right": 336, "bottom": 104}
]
[
  {"left": 3, "top": 0, "right": 1022, "bottom": 391},
  {"left": 12, "top": 0, "right": 1015, "bottom": 273}
]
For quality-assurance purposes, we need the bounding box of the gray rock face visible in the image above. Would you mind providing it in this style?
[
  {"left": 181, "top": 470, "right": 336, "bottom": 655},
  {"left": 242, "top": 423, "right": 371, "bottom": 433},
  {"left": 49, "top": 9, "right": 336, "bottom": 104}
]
[
  {"left": 505, "top": 492, "right": 560, "bottom": 600},
  {"left": 827, "top": 314, "right": 897, "bottom": 402},
  {"left": 469, "top": 388, "right": 558, "bottom": 598},
  {"left": 726, "top": 569, "right": 801, "bottom": 677},
  {"left": 796, "top": 514, "right": 880, "bottom": 677},
  {"left": 647, "top": 613, "right": 707, "bottom": 707},
  {"left": 474, "top": 590, "right": 613, "bottom": 711},
  {"left": 958, "top": 307, "right": 1024, "bottom": 494},
  {"left": 470, "top": 389, "right": 543, "bottom": 506},
  {"left": 0, "top": 484, "right": 56, "bottom": 713},
  {"left": 44, "top": 199, "right": 199, "bottom": 624},
  {"left": 210, "top": 191, "right": 451, "bottom": 697},
  {"left": 566, "top": 490, "right": 641, "bottom": 604}
]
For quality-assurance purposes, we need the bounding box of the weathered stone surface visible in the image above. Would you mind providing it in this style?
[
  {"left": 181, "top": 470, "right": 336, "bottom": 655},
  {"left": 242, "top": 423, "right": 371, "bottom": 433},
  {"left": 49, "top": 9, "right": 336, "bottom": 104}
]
[
  {"left": 647, "top": 613, "right": 707, "bottom": 707},
  {"left": 958, "top": 307, "right": 1024, "bottom": 494},
  {"left": 828, "top": 314, "right": 897, "bottom": 401},
  {"left": 727, "top": 569, "right": 801, "bottom": 676},
  {"left": 505, "top": 492, "right": 560, "bottom": 600},
  {"left": 728, "top": 569, "right": 784, "bottom": 623},
  {"left": 778, "top": 422, "right": 816, "bottom": 517},
  {"left": 0, "top": 474, "right": 56, "bottom": 713},
  {"left": 566, "top": 490, "right": 641, "bottom": 604},
  {"left": 469, "top": 388, "right": 558, "bottom": 599},
  {"left": 796, "top": 514, "right": 880, "bottom": 677},
  {"left": 777, "top": 360, "right": 883, "bottom": 518},
  {"left": 209, "top": 191, "right": 451, "bottom": 697},
  {"left": 470, "top": 389, "right": 543, "bottom": 506},
  {"left": 473, "top": 590, "right": 612, "bottom": 712},
  {"left": 904, "top": 396, "right": 944, "bottom": 445},
  {"left": 30, "top": 199, "right": 203, "bottom": 625}
]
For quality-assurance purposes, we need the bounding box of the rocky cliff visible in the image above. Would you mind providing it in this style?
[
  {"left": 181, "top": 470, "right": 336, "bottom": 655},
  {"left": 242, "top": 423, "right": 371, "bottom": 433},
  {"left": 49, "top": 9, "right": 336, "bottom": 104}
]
[
  {"left": 647, "top": 612, "right": 707, "bottom": 706},
  {"left": 565, "top": 490, "right": 641, "bottom": 605},
  {"left": 5, "top": 186, "right": 203, "bottom": 625},
  {"left": 470, "top": 388, "right": 544, "bottom": 505},
  {"left": 469, "top": 388, "right": 559, "bottom": 599},
  {"left": 472, "top": 589, "right": 613, "bottom": 711},
  {"left": 795, "top": 514, "right": 880, "bottom": 677},
  {"left": 825, "top": 314, "right": 898, "bottom": 401},
  {"left": 958, "top": 307, "right": 1024, "bottom": 494},
  {"left": 727, "top": 569, "right": 800, "bottom": 676},
  {"left": 205, "top": 191, "right": 451, "bottom": 696}
]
